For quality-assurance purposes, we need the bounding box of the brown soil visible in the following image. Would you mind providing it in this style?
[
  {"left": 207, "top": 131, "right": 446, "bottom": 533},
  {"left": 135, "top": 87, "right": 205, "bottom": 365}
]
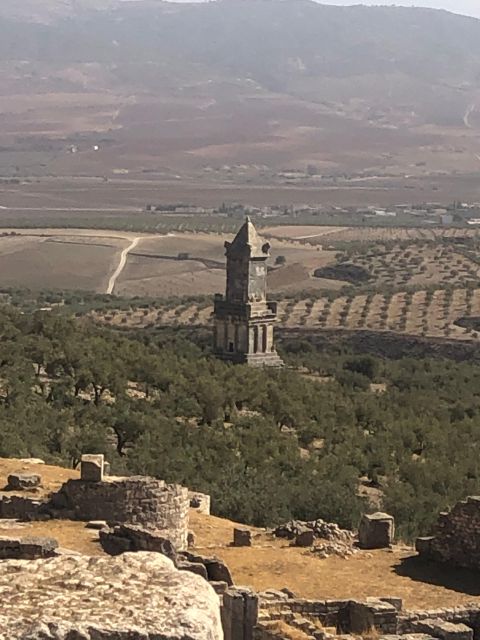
[
  {"left": 0, "top": 457, "right": 78, "bottom": 497},
  {"left": 0, "top": 519, "right": 102, "bottom": 556},
  {"left": 189, "top": 511, "right": 480, "bottom": 610}
]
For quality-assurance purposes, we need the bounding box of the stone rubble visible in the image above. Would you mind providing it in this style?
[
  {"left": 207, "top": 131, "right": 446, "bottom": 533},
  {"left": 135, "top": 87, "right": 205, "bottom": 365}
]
[
  {"left": 312, "top": 540, "right": 358, "bottom": 559},
  {"left": 274, "top": 519, "right": 354, "bottom": 544},
  {"left": 275, "top": 519, "right": 356, "bottom": 558}
]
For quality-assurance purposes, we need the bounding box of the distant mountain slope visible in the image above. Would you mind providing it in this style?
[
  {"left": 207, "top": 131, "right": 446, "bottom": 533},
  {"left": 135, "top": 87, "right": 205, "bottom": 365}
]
[
  {"left": 1, "top": 0, "right": 480, "bottom": 177},
  {"left": 1, "top": 1, "right": 480, "bottom": 115}
]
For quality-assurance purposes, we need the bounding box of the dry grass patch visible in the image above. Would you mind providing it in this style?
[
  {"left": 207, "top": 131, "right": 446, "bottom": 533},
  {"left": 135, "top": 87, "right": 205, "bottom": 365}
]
[{"left": 189, "top": 511, "right": 480, "bottom": 609}]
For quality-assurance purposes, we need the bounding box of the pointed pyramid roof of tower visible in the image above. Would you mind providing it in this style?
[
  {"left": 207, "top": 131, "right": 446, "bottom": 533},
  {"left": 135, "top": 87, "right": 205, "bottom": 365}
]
[{"left": 227, "top": 216, "right": 270, "bottom": 258}]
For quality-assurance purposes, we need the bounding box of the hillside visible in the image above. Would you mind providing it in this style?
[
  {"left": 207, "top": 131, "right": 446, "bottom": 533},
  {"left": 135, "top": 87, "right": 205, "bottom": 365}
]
[{"left": 1, "top": 0, "right": 480, "bottom": 180}]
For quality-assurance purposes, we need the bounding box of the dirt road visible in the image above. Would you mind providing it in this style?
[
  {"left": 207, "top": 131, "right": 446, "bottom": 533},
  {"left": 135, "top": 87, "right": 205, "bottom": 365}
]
[{"left": 106, "top": 237, "right": 141, "bottom": 294}]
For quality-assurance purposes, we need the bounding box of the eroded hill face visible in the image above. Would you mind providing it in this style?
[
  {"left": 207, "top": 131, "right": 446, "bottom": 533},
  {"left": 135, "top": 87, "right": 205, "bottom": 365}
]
[{"left": 1, "top": 0, "right": 480, "bottom": 179}]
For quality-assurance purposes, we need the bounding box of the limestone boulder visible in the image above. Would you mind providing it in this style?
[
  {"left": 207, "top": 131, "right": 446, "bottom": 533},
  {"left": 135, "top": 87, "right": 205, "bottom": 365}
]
[{"left": 0, "top": 552, "right": 223, "bottom": 640}]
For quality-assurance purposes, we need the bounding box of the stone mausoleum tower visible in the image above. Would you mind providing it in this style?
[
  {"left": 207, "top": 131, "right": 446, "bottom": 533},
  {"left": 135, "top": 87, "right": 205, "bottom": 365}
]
[{"left": 213, "top": 217, "right": 283, "bottom": 366}]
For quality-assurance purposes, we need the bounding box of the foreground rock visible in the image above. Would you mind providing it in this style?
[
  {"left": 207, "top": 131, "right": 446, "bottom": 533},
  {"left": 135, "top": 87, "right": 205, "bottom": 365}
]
[{"left": 0, "top": 552, "right": 222, "bottom": 639}]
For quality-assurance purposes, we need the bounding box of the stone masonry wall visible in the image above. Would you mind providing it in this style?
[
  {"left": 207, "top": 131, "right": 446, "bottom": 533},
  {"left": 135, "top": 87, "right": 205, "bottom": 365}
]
[
  {"left": 399, "top": 606, "right": 480, "bottom": 637},
  {"left": 253, "top": 596, "right": 480, "bottom": 640},
  {"left": 0, "top": 494, "right": 44, "bottom": 520},
  {"left": 256, "top": 595, "right": 399, "bottom": 639},
  {"left": 416, "top": 496, "right": 480, "bottom": 570},
  {"left": 51, "top": 477, "right": 189, "bottom": 550}
]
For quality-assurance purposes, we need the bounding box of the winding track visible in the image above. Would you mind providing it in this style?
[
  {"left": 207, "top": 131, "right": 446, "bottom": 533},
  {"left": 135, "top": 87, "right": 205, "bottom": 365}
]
[{"left": 106, "top": 236, "right": 141, "bottom": 294}]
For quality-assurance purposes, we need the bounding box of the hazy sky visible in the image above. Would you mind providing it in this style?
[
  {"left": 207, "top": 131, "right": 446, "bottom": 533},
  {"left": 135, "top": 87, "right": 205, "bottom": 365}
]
[
  {"left": 315, "top": 1, "right": 480, "bottom": 19},
  {"left": 172, "top": 1, "right": 480, "bottom": 19}
]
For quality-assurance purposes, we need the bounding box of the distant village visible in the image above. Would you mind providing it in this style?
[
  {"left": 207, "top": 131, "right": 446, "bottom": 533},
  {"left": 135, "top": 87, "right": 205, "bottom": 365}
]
[{"left": 145, "top": 200, "right": 480, "bottom": 226}]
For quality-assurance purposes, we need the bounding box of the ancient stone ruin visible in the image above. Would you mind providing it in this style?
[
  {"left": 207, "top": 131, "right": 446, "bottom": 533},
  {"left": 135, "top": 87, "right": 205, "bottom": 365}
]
[
  {"left": 274, "top": 518, "right": 358, "bottom": 557},
  {"left": 0, "top": 454, "right": 190, "bottom": 551},
  {"left": 189, "top": 490, "right": 211, "bottom": 515},
  {"left": 358, "top": 512, "right": 395, "bottom": 549},
  {"left": 416, "top": 495, "right": 480, "bottom": 569},
  {"left": 244, "top": 590, "right": 480, "bottom": 640},
  {"left": 213, "top": 217, "right": 283, "bottom": 367},
  {"left": 0, "top": 536, "right": 58, "bottom": 560},
  {"left": 3, "top": 457, "right": 480, "bottom": 640}
]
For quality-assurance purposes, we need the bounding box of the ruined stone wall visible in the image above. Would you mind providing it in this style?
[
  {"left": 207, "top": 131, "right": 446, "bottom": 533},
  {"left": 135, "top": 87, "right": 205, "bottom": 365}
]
[
  {"left": 0, "top": 494, "right": 44, "bottom": 520},
  {"left": 189, "top": 491, "right": 211, "bottom": 515},
  {"left": 416, "top": 496, "right": 480, "bottom": 570},
  {"left": 252, "top": 597, "right": 480, "bottom": 640},
  {"left": 399, "top": 605, "right": 480, "bottom": 636},
  {"left": 52, "top": 477, "right": 189, "bottom": 550},
  {"left": 255, "top": 595, "right": 399, "bottom": 639}
]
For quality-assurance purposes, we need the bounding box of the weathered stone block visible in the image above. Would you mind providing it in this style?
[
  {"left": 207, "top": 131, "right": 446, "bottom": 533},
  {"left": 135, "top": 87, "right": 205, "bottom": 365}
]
[
  {"left": 80, "top": 454, "right": 104, "bottom": 482},
  {"left": 86, "top": 520, "right": 108, "bottom": 530},
  {"left": 205, "top": 557, "right": 234, "bottom": 585},
  {"left": 178, "top": 560, "right": 209, "bottom": 580},
  {"left": 0, "top": 494, "right": 45, "bottom": 520},
  {"left": 6, "top": 473, "right": 41, "bottom": 491},
  {"left": 189, "top": 491, "right": 211, "bottom": 515},
  {"left": 412, "top": 619, "right": 473, "bottom": 640},
  {"left": 223, "top": 587, "right": 259, "bottom": 640},
  {"left": 233, "top": 528, "right": 252, "bottom": 547},
  {"left": 0, "top": 535, "right": 58, "bottom": 560},
  {"left": 349, "top": 599, "right": 398, "bottom": 635},
  {"left": 379, "top": 597, "right": 403, "bottom": 612},
  {"left": 416, "top": 536, "right": 435, "bottom": 558},
  {"left": 294, "top": 529, "right": 315, "bottom": 547},
  {"left": 99, "top": 524, "right": 178, "bottom": 562},
  {"left": 358, "top": 512, "right": 395, "bottom": 549}
]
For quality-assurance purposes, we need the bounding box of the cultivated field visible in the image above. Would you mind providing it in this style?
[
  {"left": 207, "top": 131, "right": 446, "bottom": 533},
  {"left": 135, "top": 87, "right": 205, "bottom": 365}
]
[
  {"left": 321, "top": 242, "right": 480, "bottom": 289},
  {"left": 0, "top": 231, "right": 127, "bottom": 292},
  {"left": 95, "top": 286, "right": 480, "bottom": 342},
  {"left": 5, "top": 224, "right": 480, "bottom": 345},
  {"left": 265, "top": 225, "right": 480, "bottom": 245},
  {"left": 0, "top": 228, "right": 338, "bottom": 297}
]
